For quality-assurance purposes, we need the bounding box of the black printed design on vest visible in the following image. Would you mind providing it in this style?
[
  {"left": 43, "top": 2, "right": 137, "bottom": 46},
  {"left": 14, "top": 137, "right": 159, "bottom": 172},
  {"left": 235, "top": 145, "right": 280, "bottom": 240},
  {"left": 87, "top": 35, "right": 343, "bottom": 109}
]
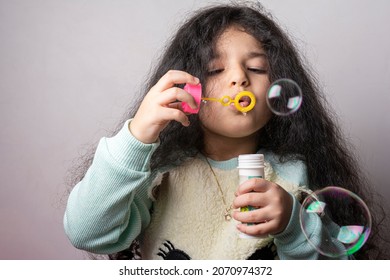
[
  {"left": 157, "top": 240, "right": 191, "bottom": 260},
  {"left": 247, "top": 242, "right": 278, "bottom": 260},
  {"left": 108, "top": 238, "right": 142, "bottom": 260}
]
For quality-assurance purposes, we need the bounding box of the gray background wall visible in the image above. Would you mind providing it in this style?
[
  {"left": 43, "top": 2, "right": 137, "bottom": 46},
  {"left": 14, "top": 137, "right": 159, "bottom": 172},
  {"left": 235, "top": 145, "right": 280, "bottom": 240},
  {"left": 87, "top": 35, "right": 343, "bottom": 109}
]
[{"left": 1, "top": 0, "right": 389, "bottom": 259}]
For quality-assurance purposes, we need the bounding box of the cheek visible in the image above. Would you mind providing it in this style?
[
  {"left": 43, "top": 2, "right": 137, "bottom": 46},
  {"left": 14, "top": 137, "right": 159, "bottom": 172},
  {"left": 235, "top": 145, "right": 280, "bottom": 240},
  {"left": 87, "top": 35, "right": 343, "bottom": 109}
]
[
  {"left": 252, "top": 95, "right": 272, "bottom": 128},
  {"left": 256, "top": 102, "right": 272, "bottom": 124},
  {"left": 254, "top": 86, "right": 271, "bottom": 111},
  {"left": 198, "top": 104, "right": 218, "bottom": 124},
  {"left": 204, "top": 80, "right": 222, "bottom": 98},
  {"left": 198, "top": 102, "right": 227, "bottom": 134}
]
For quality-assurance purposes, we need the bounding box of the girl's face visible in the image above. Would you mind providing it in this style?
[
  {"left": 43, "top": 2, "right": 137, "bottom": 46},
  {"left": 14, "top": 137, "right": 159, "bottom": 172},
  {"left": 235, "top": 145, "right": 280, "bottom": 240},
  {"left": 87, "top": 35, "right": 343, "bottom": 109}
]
[{"left": 199, "top": 25, "right": 272, "bottom": 140}]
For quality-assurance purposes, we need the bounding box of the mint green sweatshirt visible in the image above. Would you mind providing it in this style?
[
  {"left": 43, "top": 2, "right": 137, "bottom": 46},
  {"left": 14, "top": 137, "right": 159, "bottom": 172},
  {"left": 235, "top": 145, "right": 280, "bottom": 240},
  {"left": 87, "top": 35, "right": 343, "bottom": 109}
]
[{"left": 64, "top": 120, "right": 345, "bottom": 259}]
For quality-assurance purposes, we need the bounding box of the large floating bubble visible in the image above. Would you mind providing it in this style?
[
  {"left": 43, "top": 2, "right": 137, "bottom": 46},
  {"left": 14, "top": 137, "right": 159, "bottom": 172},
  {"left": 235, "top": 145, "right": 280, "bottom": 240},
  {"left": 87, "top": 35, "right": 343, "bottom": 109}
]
[
  {"left": 266, "top": 78, "right": 303, "bottom": 116},
  {"left": 299, "top": 186, "right": 371, "bottom": 258}
]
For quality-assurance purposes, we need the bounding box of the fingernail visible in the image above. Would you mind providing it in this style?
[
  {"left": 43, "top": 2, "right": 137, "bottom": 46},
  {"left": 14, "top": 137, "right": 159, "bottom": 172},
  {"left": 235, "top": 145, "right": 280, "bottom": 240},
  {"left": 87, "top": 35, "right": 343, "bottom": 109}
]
[{"left": 194, "top": 77, "right": 200, "bottom": 84}]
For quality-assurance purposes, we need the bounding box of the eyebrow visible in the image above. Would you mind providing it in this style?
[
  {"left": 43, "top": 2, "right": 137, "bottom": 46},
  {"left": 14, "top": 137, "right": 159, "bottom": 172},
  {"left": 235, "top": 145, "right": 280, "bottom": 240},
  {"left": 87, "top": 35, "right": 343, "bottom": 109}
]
[
  {"left": 247, "top": 52, "right": 267, "bottom": 59},
  {"left": 210, "top": 51, "right": 267, "bottom": 61}
]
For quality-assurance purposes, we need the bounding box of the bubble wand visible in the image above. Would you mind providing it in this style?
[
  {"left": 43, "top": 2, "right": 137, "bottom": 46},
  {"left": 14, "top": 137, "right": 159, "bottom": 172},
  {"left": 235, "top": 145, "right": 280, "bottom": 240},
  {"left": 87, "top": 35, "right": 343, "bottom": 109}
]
[{"left": 182, "top": 83, "right": 256, "bottom": 114}]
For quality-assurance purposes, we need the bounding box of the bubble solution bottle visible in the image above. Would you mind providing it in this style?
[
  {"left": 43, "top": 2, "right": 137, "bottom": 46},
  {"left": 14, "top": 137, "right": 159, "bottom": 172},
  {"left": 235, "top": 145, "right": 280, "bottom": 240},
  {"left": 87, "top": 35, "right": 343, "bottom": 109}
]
[{"left": 237, "top": 154, "right": 265, "bottom": 239}]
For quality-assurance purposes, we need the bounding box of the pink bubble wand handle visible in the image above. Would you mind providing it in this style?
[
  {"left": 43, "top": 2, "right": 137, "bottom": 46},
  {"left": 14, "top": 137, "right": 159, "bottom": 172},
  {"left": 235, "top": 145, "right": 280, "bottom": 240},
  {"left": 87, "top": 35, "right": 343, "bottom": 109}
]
[{"left": 182, "top": 83, "right": 202, "bottom": 114}]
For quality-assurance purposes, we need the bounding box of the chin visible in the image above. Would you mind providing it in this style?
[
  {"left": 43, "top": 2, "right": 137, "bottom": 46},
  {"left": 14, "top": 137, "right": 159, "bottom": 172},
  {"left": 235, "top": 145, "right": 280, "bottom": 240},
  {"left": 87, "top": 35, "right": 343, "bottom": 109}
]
[{"left": 222, "top": 126, "right": 260, "bottom": 138}]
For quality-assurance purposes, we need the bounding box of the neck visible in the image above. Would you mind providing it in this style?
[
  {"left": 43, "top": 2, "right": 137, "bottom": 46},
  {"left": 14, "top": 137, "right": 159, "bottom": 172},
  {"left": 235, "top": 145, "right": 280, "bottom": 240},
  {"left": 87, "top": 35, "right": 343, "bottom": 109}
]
[{"left": 203, "top": 131, "right": 258, "bottom": 161}]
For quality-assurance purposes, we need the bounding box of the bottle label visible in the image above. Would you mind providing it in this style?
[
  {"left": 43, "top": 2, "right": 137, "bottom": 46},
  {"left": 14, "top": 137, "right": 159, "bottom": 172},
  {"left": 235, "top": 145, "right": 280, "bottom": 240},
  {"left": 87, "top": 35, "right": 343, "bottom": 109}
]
[{"left": 248, "top": 175, "right": 262, "bottom": 179}]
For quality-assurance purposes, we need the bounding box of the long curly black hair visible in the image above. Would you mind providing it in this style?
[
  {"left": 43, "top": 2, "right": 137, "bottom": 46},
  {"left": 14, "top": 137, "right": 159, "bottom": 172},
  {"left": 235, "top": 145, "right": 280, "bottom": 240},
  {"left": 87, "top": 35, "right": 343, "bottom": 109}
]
[{"left": 70, "top": 2, "right": 389, "bottom": 259}]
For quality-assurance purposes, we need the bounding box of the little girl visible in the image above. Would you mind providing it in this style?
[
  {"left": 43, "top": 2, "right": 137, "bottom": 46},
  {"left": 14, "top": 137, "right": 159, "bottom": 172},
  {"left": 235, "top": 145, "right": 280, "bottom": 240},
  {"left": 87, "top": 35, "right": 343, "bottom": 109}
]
[{"left": 64, "top": 3, "right": 386, "bottom": 259}]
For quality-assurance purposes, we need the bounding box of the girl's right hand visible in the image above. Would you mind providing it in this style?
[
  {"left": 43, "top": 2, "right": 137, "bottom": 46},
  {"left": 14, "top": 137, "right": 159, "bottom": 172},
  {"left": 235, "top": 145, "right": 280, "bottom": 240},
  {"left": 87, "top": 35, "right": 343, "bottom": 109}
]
[{"left": 129, "top": 70, "right": 200, "bottom": 144}]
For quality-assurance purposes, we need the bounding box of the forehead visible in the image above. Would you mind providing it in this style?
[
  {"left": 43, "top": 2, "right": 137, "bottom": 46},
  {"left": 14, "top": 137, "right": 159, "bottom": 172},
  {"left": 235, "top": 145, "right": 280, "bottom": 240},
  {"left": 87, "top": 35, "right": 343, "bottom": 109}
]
[{"left": 212, "top": 25, "right": 264, "bottom": 57}]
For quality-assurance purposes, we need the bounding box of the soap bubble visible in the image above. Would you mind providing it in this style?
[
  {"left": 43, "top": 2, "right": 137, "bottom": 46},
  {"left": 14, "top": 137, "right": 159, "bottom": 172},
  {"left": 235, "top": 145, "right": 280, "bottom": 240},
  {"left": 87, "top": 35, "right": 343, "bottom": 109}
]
[
  {"left": 299, "top": 186, "right": 371, "bottom": 258},
  {"left": 266, "top": 78, "right": 303, "bottom": 116}
]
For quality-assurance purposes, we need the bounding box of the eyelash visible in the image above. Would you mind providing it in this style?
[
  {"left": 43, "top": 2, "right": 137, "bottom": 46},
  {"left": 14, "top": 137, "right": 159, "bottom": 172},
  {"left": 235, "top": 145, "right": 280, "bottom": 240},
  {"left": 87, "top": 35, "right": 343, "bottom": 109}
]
[
  {"left": 207, "top": 69, "right": 224, "bottom": 76},
  {"left": 207, "top": 68, "right": 268, "bottom": 76},
  {"left": 248, "top": 68, "right": 268, "bottom": 74}
]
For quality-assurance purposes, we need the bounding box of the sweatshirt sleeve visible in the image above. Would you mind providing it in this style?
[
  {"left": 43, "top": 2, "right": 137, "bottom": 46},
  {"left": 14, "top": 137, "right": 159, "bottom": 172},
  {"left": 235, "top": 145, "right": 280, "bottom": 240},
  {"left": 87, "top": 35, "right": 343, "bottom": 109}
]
[{"left": 63, "top": 120, "right": 160, "bottom": 254}]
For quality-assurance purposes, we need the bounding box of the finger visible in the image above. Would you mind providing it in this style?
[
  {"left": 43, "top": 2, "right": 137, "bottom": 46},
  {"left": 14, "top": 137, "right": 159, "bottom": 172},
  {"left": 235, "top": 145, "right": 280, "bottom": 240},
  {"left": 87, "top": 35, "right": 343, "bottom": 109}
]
[
  {"left": 159, "top": 87, "right": 198, "bottom": 110},
  {"left": 232, "top": 192, "right": 268, "bottom": 209},
  {"left": 167, "top": 102, "right": 181, "bottom": 110},
  {"left": 232, "top": 207, "right": 271, "bottom": 224},
  {"left": 159, "top": 107, "right": 191, "bottom": 127},
  {"left": 236, "top": 178, "right": 270, "bottom": 195},
  {"left": 168, "top": 102, "right": 193, "bottom": 115},
  {"left": 236, "top": 220, "right": 276, "bottom": 237},
  {"left": 154, "top": 70, "right": 200, "bottom": 92}
]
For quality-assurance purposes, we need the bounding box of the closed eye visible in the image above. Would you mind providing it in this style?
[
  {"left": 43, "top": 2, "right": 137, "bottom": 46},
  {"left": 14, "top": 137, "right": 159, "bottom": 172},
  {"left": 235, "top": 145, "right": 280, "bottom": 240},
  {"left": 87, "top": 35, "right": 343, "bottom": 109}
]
[
  {"left": 207, "top": 69, "right": 224, "bottom": 76},
  {"left": 248, "top": 68, "right": 268, "bottom": 74}
]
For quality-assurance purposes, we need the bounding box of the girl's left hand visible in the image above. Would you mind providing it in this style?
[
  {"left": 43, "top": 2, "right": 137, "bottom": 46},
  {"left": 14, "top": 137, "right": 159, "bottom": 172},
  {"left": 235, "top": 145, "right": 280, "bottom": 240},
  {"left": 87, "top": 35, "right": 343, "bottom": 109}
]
[{"left": 232, "top": 178, "right": 293, "bottom": 237}]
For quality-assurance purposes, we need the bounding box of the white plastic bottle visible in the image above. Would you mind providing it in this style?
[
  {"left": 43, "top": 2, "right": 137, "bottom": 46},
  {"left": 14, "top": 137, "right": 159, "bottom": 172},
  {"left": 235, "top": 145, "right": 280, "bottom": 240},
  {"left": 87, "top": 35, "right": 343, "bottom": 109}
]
[{"left": 237, "top": 154, "right": 265, "bottom": 239}]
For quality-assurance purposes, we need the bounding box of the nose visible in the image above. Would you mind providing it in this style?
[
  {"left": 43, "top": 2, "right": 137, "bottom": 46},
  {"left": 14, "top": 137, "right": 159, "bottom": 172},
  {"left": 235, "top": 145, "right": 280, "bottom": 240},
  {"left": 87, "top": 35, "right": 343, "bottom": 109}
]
[{"left": 229, "top": 67, "right": 249, "bottom": 88}]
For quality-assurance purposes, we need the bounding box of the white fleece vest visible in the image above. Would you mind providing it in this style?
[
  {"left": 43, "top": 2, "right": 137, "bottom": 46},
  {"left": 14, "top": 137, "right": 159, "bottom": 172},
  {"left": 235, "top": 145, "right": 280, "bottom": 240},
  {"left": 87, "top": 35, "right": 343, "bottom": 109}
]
[{"left": 140, "top": 156, "right": 301, "bottom": 259}]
